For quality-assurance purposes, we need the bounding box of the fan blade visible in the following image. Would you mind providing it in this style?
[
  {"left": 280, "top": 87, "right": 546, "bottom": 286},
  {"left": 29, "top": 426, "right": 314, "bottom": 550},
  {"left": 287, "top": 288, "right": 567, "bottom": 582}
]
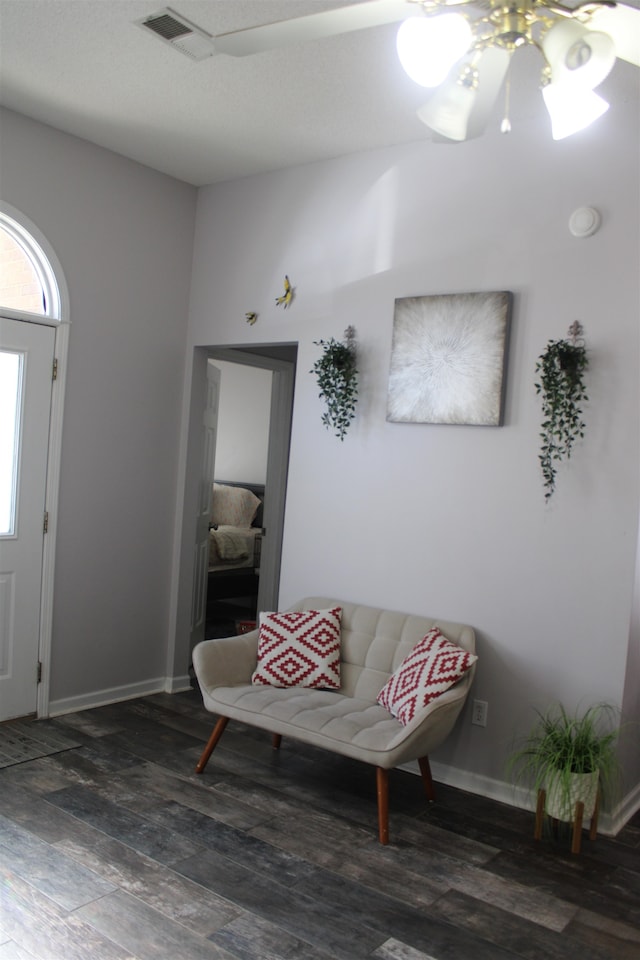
[
  {"left": 465, "top": 47, "right": 511, "bottom": 139},
  {"left": 213, "top": 0, "right": 412, "bottom": 57},
  {"left": 587, "top": 3, "right": 640, "bottom": 66}
]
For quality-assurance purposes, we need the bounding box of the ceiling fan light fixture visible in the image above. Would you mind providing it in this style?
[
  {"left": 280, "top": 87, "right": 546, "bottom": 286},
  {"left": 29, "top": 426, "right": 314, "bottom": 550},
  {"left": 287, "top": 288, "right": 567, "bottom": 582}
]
[
  {"left": 417, "top": 67, "right": 478, "bottom": 141},
  {"left": 396, "top": 14, "right": 473, "bottom": 87},
  {"left": 542, "top": 82, "right": 610, "bottom": 139},
  {"left": 542, "top": 20, "right": 616, "bottom": 89}
]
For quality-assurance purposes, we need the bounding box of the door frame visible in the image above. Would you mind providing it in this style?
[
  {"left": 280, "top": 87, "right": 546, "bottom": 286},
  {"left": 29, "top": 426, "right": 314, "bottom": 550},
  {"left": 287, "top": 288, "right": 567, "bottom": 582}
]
[
  {"left": 0, "top": 202, "right": 70, "bottom": 718},
  {"left": 168, "top": 343, "right": 296, "bottom": 684}
]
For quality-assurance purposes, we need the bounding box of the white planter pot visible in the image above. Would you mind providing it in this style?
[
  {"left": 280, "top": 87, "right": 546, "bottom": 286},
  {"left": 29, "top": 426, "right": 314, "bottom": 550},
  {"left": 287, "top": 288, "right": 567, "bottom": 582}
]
[{"left": 545, "top": 769, "right": 599, "bottom": 822}]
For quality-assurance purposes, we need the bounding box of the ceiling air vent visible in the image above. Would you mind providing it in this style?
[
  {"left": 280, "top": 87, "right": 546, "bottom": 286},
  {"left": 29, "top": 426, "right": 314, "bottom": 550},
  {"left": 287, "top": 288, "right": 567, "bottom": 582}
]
[{"left": 137, "top": 7, "right": 216, "bottom": 61}]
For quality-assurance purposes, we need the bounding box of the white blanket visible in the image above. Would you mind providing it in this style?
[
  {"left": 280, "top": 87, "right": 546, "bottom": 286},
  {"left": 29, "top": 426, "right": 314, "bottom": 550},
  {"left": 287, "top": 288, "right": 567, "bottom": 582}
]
[
  {"left": 209, "top": 525, "right": 259, "bottom": 570},
  {"left": 215, "top": 531, "right": 249, "bottom": 561}
]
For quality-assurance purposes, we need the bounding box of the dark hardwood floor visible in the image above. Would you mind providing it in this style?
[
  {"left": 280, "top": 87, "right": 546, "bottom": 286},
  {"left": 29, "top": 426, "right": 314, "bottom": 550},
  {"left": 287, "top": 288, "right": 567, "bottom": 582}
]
[{"left": 1, "top": 688, "right": 638, "bottom": 960}]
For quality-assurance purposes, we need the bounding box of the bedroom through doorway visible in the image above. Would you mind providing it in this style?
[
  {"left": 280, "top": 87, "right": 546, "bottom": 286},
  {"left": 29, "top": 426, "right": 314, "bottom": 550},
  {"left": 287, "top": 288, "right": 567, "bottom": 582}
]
[
  {"left": 200, "top": 345, "right": 296, "bottom": 644},
  {"left": 205, "top": 359, "right": 271, "bottom": 638}
]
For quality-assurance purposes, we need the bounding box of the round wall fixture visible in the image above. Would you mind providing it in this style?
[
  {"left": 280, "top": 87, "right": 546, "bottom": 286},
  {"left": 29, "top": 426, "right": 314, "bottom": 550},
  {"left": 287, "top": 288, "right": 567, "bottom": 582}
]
[{"left": 569, "top": 206, "right": 601, "bottom": 238}]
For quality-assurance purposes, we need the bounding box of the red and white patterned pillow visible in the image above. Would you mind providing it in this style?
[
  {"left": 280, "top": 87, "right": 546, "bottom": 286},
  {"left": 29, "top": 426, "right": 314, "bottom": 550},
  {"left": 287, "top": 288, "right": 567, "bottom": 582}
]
[
  {"left": 252, "top": 608, "right": 342, "bottom": 689},
  {"left": 377, "top": 627, "right": 477, "bottom": 726}
]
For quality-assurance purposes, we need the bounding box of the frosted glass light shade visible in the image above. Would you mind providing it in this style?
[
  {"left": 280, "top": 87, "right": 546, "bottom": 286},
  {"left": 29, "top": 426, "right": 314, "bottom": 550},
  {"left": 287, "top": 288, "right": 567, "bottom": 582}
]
[
  {"left": 417, "top": 77, "right": 478, "bottom": 140},
  {"left": 542, "top": 20, "right": 616, "bottom": 89},
  {"left": 396, "top": 15, "right": 473, "bottom": 87},
  {"left": 542, "top": 83, "right": 610, "bottom": 139}
]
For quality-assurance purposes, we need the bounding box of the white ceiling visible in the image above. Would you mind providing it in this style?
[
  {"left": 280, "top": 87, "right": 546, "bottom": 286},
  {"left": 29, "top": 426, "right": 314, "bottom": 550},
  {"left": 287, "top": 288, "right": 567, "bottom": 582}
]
[{"left": 0, "top": 0, "right": 638, "bottom": 186}]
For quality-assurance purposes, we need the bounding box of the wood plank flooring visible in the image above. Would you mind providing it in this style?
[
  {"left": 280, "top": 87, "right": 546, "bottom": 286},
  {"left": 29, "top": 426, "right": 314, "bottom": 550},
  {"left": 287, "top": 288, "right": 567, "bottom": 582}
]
[{"left": 1, "top": 689, "right": 638, "bottom": 960}]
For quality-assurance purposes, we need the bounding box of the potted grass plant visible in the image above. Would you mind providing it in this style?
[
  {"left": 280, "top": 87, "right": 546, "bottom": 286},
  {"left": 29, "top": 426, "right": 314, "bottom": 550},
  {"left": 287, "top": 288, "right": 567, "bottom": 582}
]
[{"left": 508, "top": 702, "right": 621, "bottom": 829}]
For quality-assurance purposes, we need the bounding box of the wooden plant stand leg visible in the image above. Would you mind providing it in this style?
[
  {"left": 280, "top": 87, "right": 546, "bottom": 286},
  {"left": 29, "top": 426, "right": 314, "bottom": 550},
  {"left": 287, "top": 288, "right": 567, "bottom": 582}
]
[
  {"left": 589, "top": 788, "right": 600, "bottom": 841},
  {"left": 418, "top": 756, "right": 436, "bottom": 802},
  {"left": 534, "top": 789, "right": 546, "bottom": 841},
  {"left": 572, "top": 800, "right": 585, "bottom": 855},
  {"left": 376, "top": 767, "right": 390, "bottom": 845},
  {"left": 195, "top": 716, "right": 229, "bottom": 774},
  {"left": 272, "top": 733, "right": 282, "bottom": 750}
]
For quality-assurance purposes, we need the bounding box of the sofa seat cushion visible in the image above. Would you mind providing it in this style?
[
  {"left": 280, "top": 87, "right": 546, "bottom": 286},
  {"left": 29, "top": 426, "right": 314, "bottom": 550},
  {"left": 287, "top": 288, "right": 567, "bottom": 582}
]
[{"left": 201, "top": 683, "right": 414, "bottom": 765}]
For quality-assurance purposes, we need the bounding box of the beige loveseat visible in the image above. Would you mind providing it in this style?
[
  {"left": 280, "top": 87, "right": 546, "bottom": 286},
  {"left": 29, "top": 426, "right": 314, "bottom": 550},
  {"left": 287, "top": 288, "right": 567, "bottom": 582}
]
[{"left": 193, "top": 597, "right": 476, "bottom": 843}]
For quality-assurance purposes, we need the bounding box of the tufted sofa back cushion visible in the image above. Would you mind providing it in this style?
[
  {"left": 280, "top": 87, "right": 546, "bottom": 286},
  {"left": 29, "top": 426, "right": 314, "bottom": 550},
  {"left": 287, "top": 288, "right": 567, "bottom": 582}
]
[{"left": 292, "top": 597, "right": 476, "bottom": 701}]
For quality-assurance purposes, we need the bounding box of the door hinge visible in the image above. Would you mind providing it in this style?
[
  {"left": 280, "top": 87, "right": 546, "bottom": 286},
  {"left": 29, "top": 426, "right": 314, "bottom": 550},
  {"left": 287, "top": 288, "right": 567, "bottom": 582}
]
[
  {"left": 52, "top": 358, "right": 58, "bottom": 381},
  {"left": 37, "top": 661, "right": 43, "bottom": 684},
  {"left": 43, "top": 511, "right": 49, "bottom": 534}
]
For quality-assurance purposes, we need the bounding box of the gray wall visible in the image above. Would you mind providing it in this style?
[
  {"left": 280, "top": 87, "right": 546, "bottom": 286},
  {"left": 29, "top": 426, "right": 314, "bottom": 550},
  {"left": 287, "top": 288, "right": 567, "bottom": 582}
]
[
  {"left": 183, "top": 62, "right": 640, "bottom": 818},
  {"left": 0, "top": 108, "right": 197, "bottom": 707}
]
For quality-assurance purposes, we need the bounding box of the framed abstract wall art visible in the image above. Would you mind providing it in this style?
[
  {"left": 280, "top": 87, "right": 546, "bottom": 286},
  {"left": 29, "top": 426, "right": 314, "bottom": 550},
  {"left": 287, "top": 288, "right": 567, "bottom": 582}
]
[{"left": 387, "top": 291, "right": 512, "bottom": 426}]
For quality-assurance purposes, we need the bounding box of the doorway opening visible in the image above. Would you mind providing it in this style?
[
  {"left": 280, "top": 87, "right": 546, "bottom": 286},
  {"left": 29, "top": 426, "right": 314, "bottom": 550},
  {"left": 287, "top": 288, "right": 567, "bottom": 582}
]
[
  {"left": 204, "top": 345, "right": 297, "bottom": 642},
  {"left": 205, "top": 354, "right": 271, "bottom": 638},
  {"left": 174, "top": 342, "right": 297, "bottom": 679}
]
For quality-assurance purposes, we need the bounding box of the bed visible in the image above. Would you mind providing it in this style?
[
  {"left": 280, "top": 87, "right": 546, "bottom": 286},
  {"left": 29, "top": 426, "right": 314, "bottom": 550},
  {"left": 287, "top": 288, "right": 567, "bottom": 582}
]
[{"left": 206, "top": 481, "right": 264, "bottom": 626}]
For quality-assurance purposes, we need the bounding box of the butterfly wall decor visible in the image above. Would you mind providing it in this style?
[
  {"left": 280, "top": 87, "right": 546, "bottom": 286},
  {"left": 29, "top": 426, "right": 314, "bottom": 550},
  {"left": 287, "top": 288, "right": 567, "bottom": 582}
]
[{"left": 275, "top": 275, "right": 294, "bottom": 309}]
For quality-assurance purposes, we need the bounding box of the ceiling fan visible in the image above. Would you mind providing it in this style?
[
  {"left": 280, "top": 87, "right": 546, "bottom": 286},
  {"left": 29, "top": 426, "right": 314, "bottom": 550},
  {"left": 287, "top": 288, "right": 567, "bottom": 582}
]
[{"left": 141, "top": 0, "right": 640, "bottom": 141}]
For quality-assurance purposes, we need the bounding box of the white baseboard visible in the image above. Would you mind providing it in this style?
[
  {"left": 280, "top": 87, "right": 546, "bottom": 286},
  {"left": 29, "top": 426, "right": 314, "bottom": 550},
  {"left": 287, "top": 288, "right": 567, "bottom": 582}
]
[
  {"left": 164, "top": 674, "right": 194, "bottom": 694},
  {"left": 608, "top": 778, "right": 640, "bottom": 836},
  {"left": 401, "top": 759, "right": 640, "bottom": 837},
  {"left": 48, "top": 674, "right": 195, "bottom": 717},
  {"left": 48, "top": 677, "right": 169, "bottom": 717}
]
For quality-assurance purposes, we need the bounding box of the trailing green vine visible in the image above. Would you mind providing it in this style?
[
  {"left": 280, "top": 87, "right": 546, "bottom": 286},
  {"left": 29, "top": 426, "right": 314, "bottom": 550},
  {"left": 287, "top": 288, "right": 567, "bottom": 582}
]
[
  {"left": 311, "top": 326, "right": 358, "bottom": 441},
  {"left": 535, "top": 321, "right": 588, "bottom": 501}
]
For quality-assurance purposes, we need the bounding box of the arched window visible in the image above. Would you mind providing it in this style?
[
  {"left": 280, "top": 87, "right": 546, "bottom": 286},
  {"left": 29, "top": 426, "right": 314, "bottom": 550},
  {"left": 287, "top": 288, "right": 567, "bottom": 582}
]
[{"left": 0, "top": 212, "right": 61, "bottom": 319}]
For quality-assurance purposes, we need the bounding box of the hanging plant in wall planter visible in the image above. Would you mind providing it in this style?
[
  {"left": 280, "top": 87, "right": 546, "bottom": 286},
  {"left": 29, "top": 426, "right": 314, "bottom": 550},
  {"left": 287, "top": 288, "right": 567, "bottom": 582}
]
[
  {"left": 312, "top": 325, "right": 358, "bottom": 440},
  {"left": 535, "top": 321, "right": 588, "bottom": 501}
]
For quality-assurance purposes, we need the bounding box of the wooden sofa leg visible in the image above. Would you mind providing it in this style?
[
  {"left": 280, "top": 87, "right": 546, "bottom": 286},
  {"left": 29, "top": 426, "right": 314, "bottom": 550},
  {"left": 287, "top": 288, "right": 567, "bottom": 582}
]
[
  {"left": 272, "top": 734, "right": 282, "bottom": 750},
  {"left": 376, "top": 767, "right": 389, "bottom": 845},
  {"left": 195, "top": 716, "right": 229, "bottom": 774},
  {"left": 418, "top": 756, "right": 436, "bottom": 802}
]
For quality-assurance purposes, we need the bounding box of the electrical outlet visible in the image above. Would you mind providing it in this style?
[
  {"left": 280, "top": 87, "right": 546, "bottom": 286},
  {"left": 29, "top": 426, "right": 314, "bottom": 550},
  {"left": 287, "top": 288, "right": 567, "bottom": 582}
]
[{"left": 472, "top": 699, "right": 488, "bottom": 727}]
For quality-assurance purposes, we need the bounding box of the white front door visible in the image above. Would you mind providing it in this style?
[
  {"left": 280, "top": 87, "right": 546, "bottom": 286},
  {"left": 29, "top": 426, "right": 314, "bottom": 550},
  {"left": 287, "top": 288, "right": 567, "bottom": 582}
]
[
  {"left": 190, "top": 361, "right": 220, "bottom": 651},
  {"left": 0, "top": 317, "right": 55, "bottom": 720}
]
